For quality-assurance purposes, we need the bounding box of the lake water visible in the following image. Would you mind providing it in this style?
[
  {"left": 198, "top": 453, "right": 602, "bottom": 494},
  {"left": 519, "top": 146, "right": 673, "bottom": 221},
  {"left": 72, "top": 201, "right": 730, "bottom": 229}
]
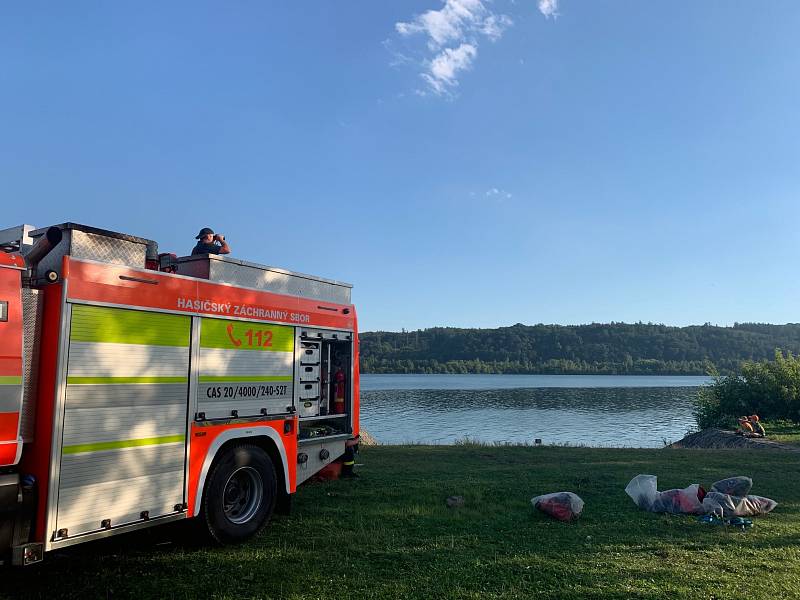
[{"left": 360, "top": 374, "right": 713, "bottom": 448}]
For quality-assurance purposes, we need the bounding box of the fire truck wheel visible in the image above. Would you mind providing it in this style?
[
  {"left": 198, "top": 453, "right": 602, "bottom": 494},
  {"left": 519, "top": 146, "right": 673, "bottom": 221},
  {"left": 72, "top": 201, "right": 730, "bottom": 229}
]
[{"left": 202, "top": 444, "right": 277, "bottom": 544}]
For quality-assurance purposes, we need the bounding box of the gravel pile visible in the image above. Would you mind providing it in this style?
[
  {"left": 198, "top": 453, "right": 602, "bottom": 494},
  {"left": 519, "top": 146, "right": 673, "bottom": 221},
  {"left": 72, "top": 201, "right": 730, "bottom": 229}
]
[{"left": 668, "top": 428, "right": 800, "bottom": 451}]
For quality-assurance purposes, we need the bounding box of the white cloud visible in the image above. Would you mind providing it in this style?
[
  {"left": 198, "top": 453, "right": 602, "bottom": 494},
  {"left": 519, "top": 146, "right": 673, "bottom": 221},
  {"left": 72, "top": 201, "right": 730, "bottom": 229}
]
[
  {"left": 485, "top": 187, "right": 513, "bottom": 199},
  {"left": 422, "top": 44, "right": 478, "bottom": 95},
  {"left": 480, "top": 13, "right": 514, "bottom": 42},
  {"left": 396, "top": 0, "right": 488, "bottom": 49},
  {"left": 394, "top": 0, "right": 513, "bottom": 96},
  {"left": 538, "top": 0, "right": 559, "bottom": 19}
]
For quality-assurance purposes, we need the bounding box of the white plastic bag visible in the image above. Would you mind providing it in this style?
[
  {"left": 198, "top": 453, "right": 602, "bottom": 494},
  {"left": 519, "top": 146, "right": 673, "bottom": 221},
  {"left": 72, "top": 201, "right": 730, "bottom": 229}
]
[
  {"left": 710, "top": 476, "right": 753, "bottom": 497},
  {"left": 625, "top": 474, "right": 659, "bottom": 511},
  {"left": 702, "top": 492, "right": 778, "bottom": 518},
  {"left": 625, "top": 474, "right": 704, "bottom": 515},
  {"left": 531, "top": 492, "right": 584, "bottom": 522}
]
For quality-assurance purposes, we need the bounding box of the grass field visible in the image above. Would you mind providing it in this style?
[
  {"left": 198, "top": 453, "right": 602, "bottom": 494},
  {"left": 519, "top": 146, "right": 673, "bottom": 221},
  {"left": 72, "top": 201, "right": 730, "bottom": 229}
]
[
  {"left": 4, "top": 444, "right": 800, "bottom": 599},
  {"left": 763, "top": 422, "right": 800, "bottom": 446}
]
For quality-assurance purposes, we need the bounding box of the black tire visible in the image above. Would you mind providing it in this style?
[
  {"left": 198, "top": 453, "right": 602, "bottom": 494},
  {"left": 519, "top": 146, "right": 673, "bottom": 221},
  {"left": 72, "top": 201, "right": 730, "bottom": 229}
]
[{"left": 201, "top": 444, "right": 277, "bottom": 544}]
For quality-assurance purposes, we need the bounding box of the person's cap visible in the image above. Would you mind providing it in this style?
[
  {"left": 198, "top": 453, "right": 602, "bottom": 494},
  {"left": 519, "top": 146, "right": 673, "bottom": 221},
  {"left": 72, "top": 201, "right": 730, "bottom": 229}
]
[{"left": 196, "top": 227, "right": 215, "bottom": 239}]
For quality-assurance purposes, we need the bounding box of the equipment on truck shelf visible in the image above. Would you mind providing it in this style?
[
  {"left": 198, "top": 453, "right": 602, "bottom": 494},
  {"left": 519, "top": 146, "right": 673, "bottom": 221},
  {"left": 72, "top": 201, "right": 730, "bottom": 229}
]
[{"left": 0, "top": 222, "right": 360, "bottom": 565}]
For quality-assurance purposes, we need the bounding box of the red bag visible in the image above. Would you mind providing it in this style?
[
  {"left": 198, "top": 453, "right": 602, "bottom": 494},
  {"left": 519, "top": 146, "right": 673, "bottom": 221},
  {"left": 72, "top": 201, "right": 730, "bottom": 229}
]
[{"left": 532, "top": 492, "right": 584, "bottom": 522}]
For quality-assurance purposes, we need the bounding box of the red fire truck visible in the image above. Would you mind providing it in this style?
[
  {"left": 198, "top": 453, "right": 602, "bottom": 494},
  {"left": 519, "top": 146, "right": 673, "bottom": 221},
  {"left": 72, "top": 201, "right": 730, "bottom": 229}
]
[{"left": 0, "top": 223, "right": 359, "bottom": 565}]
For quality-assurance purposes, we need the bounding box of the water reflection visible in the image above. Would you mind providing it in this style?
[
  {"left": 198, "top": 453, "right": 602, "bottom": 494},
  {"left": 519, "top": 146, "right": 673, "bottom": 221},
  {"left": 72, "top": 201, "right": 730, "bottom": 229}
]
[{"left": 360, "top": 386, "right": 698, "bottom": 448}]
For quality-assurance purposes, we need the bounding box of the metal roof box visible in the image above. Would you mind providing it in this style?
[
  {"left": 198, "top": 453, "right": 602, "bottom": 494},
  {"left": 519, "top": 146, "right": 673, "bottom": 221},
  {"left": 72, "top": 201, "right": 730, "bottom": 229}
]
[
  {"left": 176, "top": 254, "right": 352, "bottom": 305},
  {"left": 28, "top": 223, "right": 156, "bottom": 283}
]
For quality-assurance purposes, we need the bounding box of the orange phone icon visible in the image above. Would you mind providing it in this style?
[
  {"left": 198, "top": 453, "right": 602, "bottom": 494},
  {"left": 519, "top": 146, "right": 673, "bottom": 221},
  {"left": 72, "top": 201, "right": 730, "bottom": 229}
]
[{"left": 226, "top": 324, "right": 242, "bottom": 347}]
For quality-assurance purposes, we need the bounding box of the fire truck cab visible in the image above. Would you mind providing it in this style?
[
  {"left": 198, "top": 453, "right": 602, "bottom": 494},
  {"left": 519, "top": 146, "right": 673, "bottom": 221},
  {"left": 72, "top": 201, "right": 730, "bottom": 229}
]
[{"left": 0, "top": 222, "right": 359, "bottom": 565}]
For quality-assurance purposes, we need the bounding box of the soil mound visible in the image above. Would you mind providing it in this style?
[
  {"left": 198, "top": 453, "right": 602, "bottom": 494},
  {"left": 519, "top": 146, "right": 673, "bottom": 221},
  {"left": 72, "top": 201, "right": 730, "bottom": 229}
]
[
  {"left": 669, "top": 428, "right": 800, "bottom": 451},
  {"left": 359, "top": 430, "right": 379, "bottom": 446}
]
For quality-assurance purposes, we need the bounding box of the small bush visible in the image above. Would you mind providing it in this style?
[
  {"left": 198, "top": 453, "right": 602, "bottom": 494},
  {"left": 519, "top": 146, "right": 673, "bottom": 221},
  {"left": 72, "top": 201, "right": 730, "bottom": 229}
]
[{"left": 694, "top": 350, "right": 800, "bottom": 428}]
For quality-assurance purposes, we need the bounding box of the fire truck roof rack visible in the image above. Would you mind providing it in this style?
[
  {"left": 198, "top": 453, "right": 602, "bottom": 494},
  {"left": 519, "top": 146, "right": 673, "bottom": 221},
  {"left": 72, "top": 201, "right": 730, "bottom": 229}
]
[
  {"left": 26, "top": 223, "right": 157, "bottom": 285},
  {"left": 176, "top": 254, "right": 352, "bottom": 305},
  {"left": 0, "top": 225, "right": 37, "bottom": 254},
  {"left": 11, "top": 222, "right": 351, "bottom": 303}
]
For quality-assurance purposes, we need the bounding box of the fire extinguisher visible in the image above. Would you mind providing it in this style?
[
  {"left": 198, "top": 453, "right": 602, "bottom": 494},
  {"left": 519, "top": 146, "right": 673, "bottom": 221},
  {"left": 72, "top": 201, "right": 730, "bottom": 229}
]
[{"left": 333, "top": 366, "right": 346, "bottom": 414}]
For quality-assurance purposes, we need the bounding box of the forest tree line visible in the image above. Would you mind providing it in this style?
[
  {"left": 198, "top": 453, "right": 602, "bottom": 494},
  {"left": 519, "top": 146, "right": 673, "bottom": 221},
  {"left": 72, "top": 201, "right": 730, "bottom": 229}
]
[{"left": 359, "top": 322, "right": 800, "bottom": 375}]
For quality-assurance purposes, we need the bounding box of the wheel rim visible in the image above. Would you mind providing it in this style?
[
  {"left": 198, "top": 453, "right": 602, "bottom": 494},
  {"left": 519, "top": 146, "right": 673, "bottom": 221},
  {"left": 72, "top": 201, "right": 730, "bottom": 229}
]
[{"left": 222, "top": 467, "right": 263, "bottom": 524}]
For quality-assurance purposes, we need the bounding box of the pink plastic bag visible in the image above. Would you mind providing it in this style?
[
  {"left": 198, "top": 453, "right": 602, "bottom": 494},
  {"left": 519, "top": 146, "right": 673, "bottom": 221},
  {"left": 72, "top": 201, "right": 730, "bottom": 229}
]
[
  {"left": 531, "top": 492, "right": 584, "bottom": 522},
  {"left": 625, "top": 475, "right": 704, "bottom": 515}
]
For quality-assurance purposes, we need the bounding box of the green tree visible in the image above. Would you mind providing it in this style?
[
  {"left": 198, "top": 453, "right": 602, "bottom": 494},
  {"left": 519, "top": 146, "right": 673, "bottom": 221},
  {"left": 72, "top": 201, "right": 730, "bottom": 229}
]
[{"left": 694, "top": 350, "right": 800, "bottom": 428}]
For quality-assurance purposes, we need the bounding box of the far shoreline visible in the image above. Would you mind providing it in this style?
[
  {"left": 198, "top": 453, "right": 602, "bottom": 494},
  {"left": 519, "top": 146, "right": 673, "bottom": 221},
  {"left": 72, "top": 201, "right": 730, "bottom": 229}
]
[{"left": 360, "top": 372, "right": 712, "bottom": 391}]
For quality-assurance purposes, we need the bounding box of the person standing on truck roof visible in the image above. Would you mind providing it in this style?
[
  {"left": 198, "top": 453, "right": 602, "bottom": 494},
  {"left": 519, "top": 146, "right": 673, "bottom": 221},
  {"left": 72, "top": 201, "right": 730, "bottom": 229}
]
[{"left": 192, "top": 227, "right": 231, "bottom": 255}]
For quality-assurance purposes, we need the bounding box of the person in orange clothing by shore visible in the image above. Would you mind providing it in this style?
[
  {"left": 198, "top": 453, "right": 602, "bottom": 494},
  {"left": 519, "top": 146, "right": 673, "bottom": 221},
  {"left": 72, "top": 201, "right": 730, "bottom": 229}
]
[
  {"left": 737, "top": 416, "right": 754, "bottom": 435},
  {"left": 737, "top": 415, "right": 766, "bottom": 437},
  {"left": 748, "top": 414, "right": 766, "bottom": 437}
]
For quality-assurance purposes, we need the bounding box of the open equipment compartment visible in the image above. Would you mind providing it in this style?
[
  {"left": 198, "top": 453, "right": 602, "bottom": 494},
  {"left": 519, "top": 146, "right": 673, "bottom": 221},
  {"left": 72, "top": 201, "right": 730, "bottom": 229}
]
[
  {"left": 295, "top": 328, "right": 354, "bottom": 434},
  {"left": 294, "top": 328, "right": 354, "bottom": 484}
]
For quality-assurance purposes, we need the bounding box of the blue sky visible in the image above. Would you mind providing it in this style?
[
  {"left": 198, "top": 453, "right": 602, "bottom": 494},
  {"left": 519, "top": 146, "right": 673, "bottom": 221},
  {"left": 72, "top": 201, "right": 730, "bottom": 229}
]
[{"left": 2, "top": 1, "right": 800, "bottom": 332}]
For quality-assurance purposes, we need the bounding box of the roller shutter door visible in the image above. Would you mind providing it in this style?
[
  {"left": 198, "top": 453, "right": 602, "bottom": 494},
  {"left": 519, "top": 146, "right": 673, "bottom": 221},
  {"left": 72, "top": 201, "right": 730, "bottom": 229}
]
[{"left": 54, "top": 305, "right": 191, "bottom": 538}]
